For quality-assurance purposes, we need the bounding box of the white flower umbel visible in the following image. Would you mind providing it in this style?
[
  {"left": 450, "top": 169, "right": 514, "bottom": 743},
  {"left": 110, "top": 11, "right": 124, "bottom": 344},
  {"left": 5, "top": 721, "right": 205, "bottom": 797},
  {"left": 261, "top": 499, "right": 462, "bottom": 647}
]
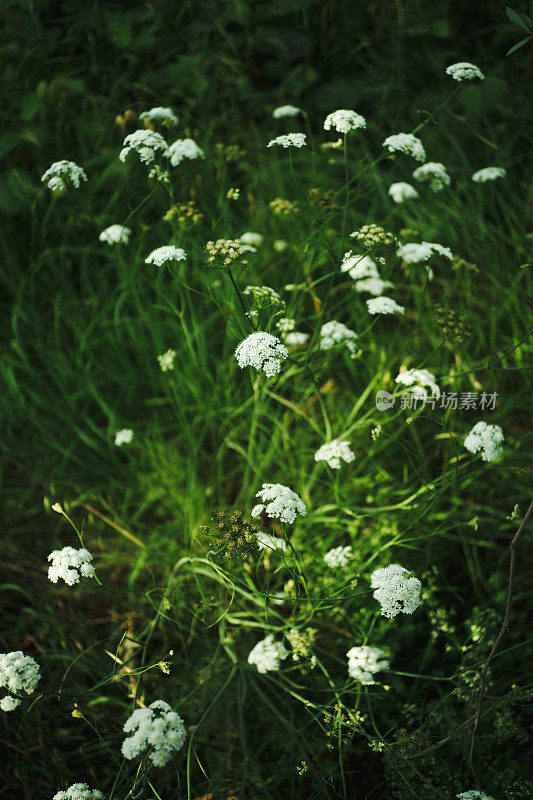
[
  {"left": 140, "top": 107, "right": 178, "bottom": 127},
  {"left": 0, "top": 696, "right": 21, "bottom": 711},
  {"left": 464, "top": 421, "right": 504, "bottom": 462},
  {"left": 370, "top": 564, "right": 421, "bottom": 619},
  {"left": 284, "top": 332, "right": 309, "bottom": 346},
  {"left": 457, "top": 792, "right": 494, "bottom": 800},
  {"left": 472, "top": 167, "right": 506, "bottom": 183},
  {"left": 397, "top": 242, "right": 453, "bottom": 264},
  {"left": 382, "top": 133, "right": 426, "bottom": 162},
  {"left": 367, "top": 297, "right": 405, "bottom": 316},
  {"left": 157, "top": 348, "right": 177, "bottom": 372},
  {"left": 324, "top": 109, "right": 366, "bottom": 134},
  {"left": 273, "top": 105, "right": 301, "bottom": 118},
  {"left": 99, "top": 225, "right": 131, "bottom": 246},
  {"left": 114, "top": 428, "right": 133, "bottom": 446},
  {"left": 324, "top": 546, "right": 353, "bottom": 568},
  {"left": 122, "top": 700, "right": 186, "bottom": 767},
  {"left": 235, "top": 332, "right": 288, "bottom": 378},
  {"left": 320, "top": 321, "right": 358, "bottom": 354},
  {"left": 314, "top": 439, "right": 355, "bottom": 469},
  {"left": 41, "top": 161, "right": 87, "bottom": 194},
  {"left": 354, "top": 277, "right": 394, "bottom": 296},
  {"left": 267, "top": 133, "right": 306, "bottom": 148},
  {"left": 251, "top": 483, "right": 306, "bottom": 525},
  {"left": 273, "top": 239, "right": 288, "bottom": 253},
  {"left": 347, "top": 645, "right": 389, "bottom": 684},
  {"left": 53, "top": 784, "right": 105, "bottom": 800},
  {"left": 48, "top": 547, "right": 95, "bottom": 586},
  {"left": 388, "top": 182, "right": 419, "bottom": 203},
  {"left": 240, "top": 232, "right": 263, "bottom": 247},
  {"left": 168, "top": 138, "right": 205, "bottom": 166},
  {"left": 256, "top": 531, "right": 288, "bottom": 552},
  {"left": 395, "top": 368, "right": 441, "bottom": 400},
  {"left": 341, "top": 252, "right": 380, "bottom": 281},
  {"left": 0, "top": 652, "right": 40, "bottom": 702},
  {"left": 119, "top": 130, "right": 169, "bottom": 165},
  {"left": 413, "top": 162, "right": 451, "bottom": 192},
  {"left": 276, "top": 317, "right": 295, "bottom": 335},
  {"left": 145, "top": 245, "right": 187, "bottom": 267},
  {"left": 446, "top": 62, "right": 484, "bottom": 81},
  {"left": 248, "top": 635, "right": 289, "bottom": 673}
]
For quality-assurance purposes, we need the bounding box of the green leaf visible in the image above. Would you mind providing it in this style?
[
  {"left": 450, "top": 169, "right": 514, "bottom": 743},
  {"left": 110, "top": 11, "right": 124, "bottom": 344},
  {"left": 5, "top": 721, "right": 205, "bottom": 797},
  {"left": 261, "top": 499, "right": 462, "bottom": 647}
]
[
  {"left": 506, "top": 35, "right": 533, "bottom": 55},
  {"left": 506, "top": 5, "right": 531, "bottom": 30},
  {"left": 0, "top": 133, "right": 19, "bottom": 160}
]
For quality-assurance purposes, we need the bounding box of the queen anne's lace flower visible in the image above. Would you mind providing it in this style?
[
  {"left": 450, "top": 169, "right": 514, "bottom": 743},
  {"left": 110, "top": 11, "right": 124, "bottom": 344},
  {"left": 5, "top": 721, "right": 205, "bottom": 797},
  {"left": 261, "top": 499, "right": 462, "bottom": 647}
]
[
  {"left": 168, "top": 138, "right": 204, "bottom": 166},
  {"left": 235, "top": 332, "right": 288, "bottom": 377},
  {"left": 446, "top": 62, "right": 484, "bottom": 81},
  {"left": 119, "top": 130, "right": 169, "bottom": 165},
  {"left": 341, "top": 252, "right": 380, "bottom": 281},
  {"left": 395, "top": 368, "right": 441, "bottom": 400},
  {"left": 157, "top": 349, "right": 177, "bottom": 372},
  {"left": 248, "top": 635, "right": 289, "bottom": 673},
  {"left": 145, "top": 245, "right": 186, "bottom": 267},
  {"left": 320, "top": 321, "right": 358, "bottom": 354},
  {"left": 140, "top": 107, "right": 178, "bottom": 127},
  {"left": 285, "top": 331, "right": 309, "bottom": 346},
  {"left": 273, "top": 105, "right": 301, "bottom": 118},
  {"left": 251, "top": 483, "right": 306, "bottom": 525},
  {"left": 388, "top": 182, "right": 419, "bottom": 203},
  {"left": 314, "top": 439, "right": 355, "bottom": 469},
  {"left": 48, "top": 547, "right": 95, "bottom": 586},
  {"left": 53, "top": 784, "right": 104, "bottom": 800},
  {"left": 367, "top": 297, "right": 405, "bottom": 316},
  {"left": 397, "top": 242, "right": 453, "bottom": 263},
  {"left": 382, "top": 134, "right": 426, "bottom": 162},
  {"left": 267, "top": 133, "right": 306, "bottom": 148},
  {"left": 413, "top": 162, "right": 451, "bottom": 192},
  {"left": 256, "top": 531, "right": 287, "bottom": 552},
  {"left": 122, "top": 700, "right": 186, "bottom": 767},
  {"left": 243, "top": 286, "right": 283, "bottom": 310},
  {"left": 41, "top": 161, "right": 87, "bottom": 193},
  {"left": 0, "top": 696, "right": 21, "bottom": 711},
  {"left": 276, "top": 317, "right": 295, "bottom": 335},
  {"left": 464, "top": 421, "right": 504, "bottom": 462},
  {"left": 240, "top": 232, "right": 263, "bottom": 247},
  {"left": 354, "top": 277, "right": 394, "bottom": 295},
  {"left": 370, "top": 564, "right": 421, "bottom": 619},
  {"left": 205, "top": 239, "right": 253, "bottom": 269},
  {"left": 99, "top": 225, "right": 131, "bottom": 246},
  {"left": 472, "top": 167, "right": 506, "bottom": 183},
  {"left": 0, "top": 652, "right": 40, "bottom": 700},
  {"left": 347, "top": 645, "right": 389, "bottom": 684},
  {"left": 324, "top": 546, "right": 353, "bottom": 568},
  {"left": 114, "top": 428, "right": 133, "bottom": 446},
  {"left": 324, "top": 109, "right": 366, "bottom": 133},
  {"left": 456, "top": 792, "right": 494, "bottom": 800}
]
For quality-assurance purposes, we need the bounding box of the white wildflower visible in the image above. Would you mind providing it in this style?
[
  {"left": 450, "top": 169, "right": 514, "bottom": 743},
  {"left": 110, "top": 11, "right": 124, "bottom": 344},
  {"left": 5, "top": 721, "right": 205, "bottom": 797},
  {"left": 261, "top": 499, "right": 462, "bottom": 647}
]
[
  {"left": 119, "top": 130, "right": 169, "bottom": 165},
  {"left": 347, "top": 645, "right": 389, "bottom": 684},
  {"left": 41, "top": 161, "right": 87, "bottom": 193},
  {"left": 273, "top": 239, "right": 288, "bottom": 253},
  {"left": 367, "top": 297, "right": 405, "bottom": 315},
  {"left": 472, "top": 167, "right": 506, "bottom": 183},
  {"left": 99, "top": 225, "right": 131, "bottom": 246},
  {"left": 388, "top": 182, "right": 419, "bottom": 203},
  {"left": 114, "top": 428, "right": 133, "bottom": 446},
  {"left": 157, "top": 348, "right": 177, "bottom": 372},
  {"left": 284, "top": 332, "right": 309, "bottom": 346},
  {"left": 370, "top": 564, "right": 422, "bottom": 619},
  {"left": 248, "top": 635, "right": 289, "bottom": 673},
  {"left": 354, "top": 277, "right": 394, "bottom": 295},
  {"left": 324, "top": 546, "right": 353, "bottom": 568},
  {"left": 413, "top": 162, "right": 451, "bottom": 192},
  {"left": 320, "top": 321, "right": 358, "bottom": 354},
  {"left": 314, "top": 439, "right": 355, "bottom": 469},
  {"left": 122, "top": 700, "right": 186, "bottom": 767},
  {"left": 235, "top": 332, "right": 288, "bottom": 377},
  {"left": 168, "top": 138, "right": 204, "bottom": 166},
  {"left": 243, "top": 286, "right": 282, "bottom": 309},
  {"left": 324, "top": 109, "right": 366, "bottom": 134},
  {"left": 0, "top": 695, "right": 21, "bottom": 712},
  {"left": 457, "top": 792, "right": 494, "bottom": 800},
  {"left": 145, "top": 245, "right": 187, "bottom": 267},
  {"left": 382, "top": 133, "right": 426, "bottom": 162},
  {"left": 256, "top": 531, "right": 288, "bottom": 552},
  {"left": 464, "top": 421, "right": 504, "bottom": 462},
  {"left": 267, "top": 133, "right": 306, "bottom": 149},
  {"left": 276, "top": 317, "right": 295, "bottom": 335},
  {"left": 48, "top": 547, "right": 95, "bottom": 586},
  {"left": 140, "top": 107, "right": 178, "bottom": 127},
  {"left": 446, "top": 62, "right": 484, "bottom": 81},
  {"left": 0, "top": 652, "right": 40, "bottom": 697},
  {"left": 395, "top": 368, "right": 441, "bottom": 400},
  {"left": 53, "top": 784, "right": 105, "bottom": 800},
  {"left": 227, "top": 187, "right": 240, "bottom": 200},
  {"left": 397, "top": 242, "right": 453, "bottom": 264},
  {"left": 240, "top": 232, "right": 263, "bottom": 247},
  {"left": 251, "top": 483, "right": 306, "bottom": 525},
  {"left": 341, "top": 252, "right": 380, "bottom": 281},
  {"left": 273, "top": 105, "right": 301, "bottom": 118}
]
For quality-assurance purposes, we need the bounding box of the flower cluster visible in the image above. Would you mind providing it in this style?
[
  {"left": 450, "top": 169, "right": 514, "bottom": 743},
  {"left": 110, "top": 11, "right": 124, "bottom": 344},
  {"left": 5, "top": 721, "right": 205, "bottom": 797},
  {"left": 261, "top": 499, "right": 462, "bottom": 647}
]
[
  {"left": 320, "top": 321, "right": 358, "bottom": 355},
  {"left": 157, "top": 349, "right": 177, "bottom": 372},
  {"left": 202, "top": 509, "right": 260, "bottom": 563},
  {"left": 446, "top": 62, "right": 484, "bottom": 81},
  {"left": 269, "top": 197, "right": 299, "bottom": 217},
  {"left": 114, "top": 428, "right": 133, "bottom": 446},
  {"left": 346, "top": 645, "right": 389, "bottom": 684},
  {"left": 285, "top": 332, "right": 309, "bottom": 346},
  {"left": 382, "top": 133, "right": 426, "bottom": 162},
  {"left": 370, "top": 564, "right": 422, "bottom": 619},
  {"left": 145, "top": 245, "right": 187, "bottom": 267},
  {"left": 397, "top": 242, "right": 453, "bottom": 264},
  {"left": 41, "top": 160, "right": 87, "bottom": 193},
  {"left": 248, "top": 635, "right": 289, "bottom": 673},
  {"left": 314, "top": 439, "right": 355, "bottom": 469},
  {"left": 235, "top": 332, "right": 288, "bottom": 377},
  {"left": 412, "top": 162, "right": 450, "bottom": 192},
  {"left": 122, "top": 700, "right": 186, "bottom": 767},
  {"left": 256, "top": 531, "right": 287, "bottom": 552},
  {"left": 168, "top": 138, "right": 204, "bottom": 166},
  {"left": 456, "top": 792, "right": 494, "bottom": 800},
  {"left": 388, "top": 182, "right": 419, "bottom": 204},
  {"left": 355, "top": 277, "right": 394, "bottom": 296},
  {"left": 276, "top": 317, "right": 295, "bottom": 335},
  {"left": 251, "top": 483, "right": 306, "bottom": 524},
  {"left": 367, "top": 297, "right": 405, "bottom": 316},
  {"left": 272, "top": 105, "right": 301, "bottom": 118},
  {"left": 267, "top": 133, "right": 306, "bottom": 148},
  {"left": 351, "top": 224, "right": 395, "bottom": 251},
  {"left": 324, "top": 546, "right": 353, "bottom": 568},
  {"left": 464, "top": 421, "right": 504, "bottom": 462},
  {"left": 204, "top": 239, "right": 253, "bottom": 269},
  {"left": 164, "top": 201, "right": 203, "bottom": 228},
  {"left": 240, "top": 232, "right": 264, "bottom": 247},
  {"left": 0, "top": 651, "right": 40, "bottom": 710},
  {"left": 119, "top": 130, "right": 169, "bottom": 165},
  {"left": 140, "top": 107, "right": 178, "bottom": 127},
  {"left": 243, "top": 285, "right": 284, "bottom": 311},
  {"left": 99, "top": 225, "right": 131, "bottom": 246},
  {"left": 395, "top": 368, "right": 441, "bottom": 400},
  {"left": 472, "top": 167, "right": 506, "bottom": 183},
  {"left": 341, "top": 252, "right": 379, "bottom": 281},
  {"left": 48, "top": 547, "right": 95, "bottom": 586},
  {"left": 287, "top": 628, "right": 316, "bottom": 665},
  {"left": 324, "top": 109, "right": 366, "bottom": 133},
  {"left": 53, "top": 784, "right": 104, "bottom": 800}
]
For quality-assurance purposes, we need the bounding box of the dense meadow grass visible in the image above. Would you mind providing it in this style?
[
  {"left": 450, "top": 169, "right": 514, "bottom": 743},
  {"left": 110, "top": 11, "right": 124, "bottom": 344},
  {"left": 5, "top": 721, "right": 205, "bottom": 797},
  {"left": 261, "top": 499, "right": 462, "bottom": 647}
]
[{"left": 1, "top": 4, "right": 532, "bottom": 800}]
